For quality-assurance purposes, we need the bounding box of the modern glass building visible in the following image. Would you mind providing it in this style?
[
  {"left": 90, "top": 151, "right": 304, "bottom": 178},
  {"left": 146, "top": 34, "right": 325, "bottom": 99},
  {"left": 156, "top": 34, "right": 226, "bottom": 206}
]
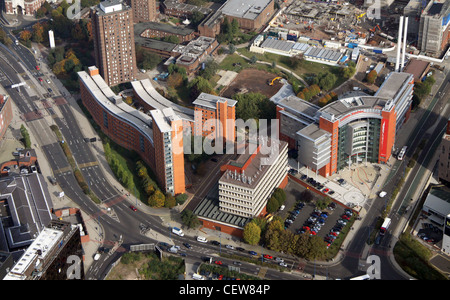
[{"left": 277, "top": 72, "right": 414, "bottom": 177}]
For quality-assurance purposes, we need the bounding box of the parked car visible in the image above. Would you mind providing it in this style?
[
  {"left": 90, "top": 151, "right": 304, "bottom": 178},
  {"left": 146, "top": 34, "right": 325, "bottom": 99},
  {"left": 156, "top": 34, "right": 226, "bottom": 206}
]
[
  {"left": 279, "top": 262, "right": 288, "bottom": 267},
  {"left": 263, "top": 254, "right": 273, "bottom": 259},
  {"left": 214, "top": 260, "right": 223, "bottom": 265},
  {"left": 183, "top": 243, "right": 192, "bottom": 249},
  {"left": 225, "top": 244, "right": 234, "bottom": 250},
  {"left": 249, "top": 251, "right": 257, "bottom": 256},
  {"left": 129, "top": 205, "right": 137, "bottom": 211}
]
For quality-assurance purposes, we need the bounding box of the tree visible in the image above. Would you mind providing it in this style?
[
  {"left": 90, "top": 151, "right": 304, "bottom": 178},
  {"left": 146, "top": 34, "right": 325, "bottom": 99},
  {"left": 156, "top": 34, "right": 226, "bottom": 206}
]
[
  {"left": 266, "top": 196, "right": 280, "bottom": 213},
  {"left": 199, "top": 60, "right": 219, "bottom": 80},
  {"left": 20, "top": 30, "right": 32, "bottom": 42},
  {"left": 164, "top": 193, "right": 176, "bottom": 208},
  {"left": 148, "top": 190, "right": 165, "bottom": 207},
  {"left": 181, "top": 209, "right": 200, "bottom": 229},
  {"left": 318, "top": 73, "right": 336, "bottom": 91},
  {"left": 31, "top": 23, "right": 44, "bottom": 43},
  {"left": 366, "top": 70, "right": 377, "bottom": 84},
  {"left": 243, "top": 222, "right": 261, "bottom": 245},
  {"left": 167, "top": 72, "right": 184, "bottom": 89},
  {"left": 188, "top": 76, "right": 216, "bottom": 99}
]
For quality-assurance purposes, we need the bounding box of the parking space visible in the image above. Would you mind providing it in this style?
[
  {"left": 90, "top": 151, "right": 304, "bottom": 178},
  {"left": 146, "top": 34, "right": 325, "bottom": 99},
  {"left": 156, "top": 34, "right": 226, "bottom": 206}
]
[
  {"left": 416, "top": 223, "right": 443, "bottom": 245},
  {"left": 278, "top": 180, "right": 350, "bottom": 246}
]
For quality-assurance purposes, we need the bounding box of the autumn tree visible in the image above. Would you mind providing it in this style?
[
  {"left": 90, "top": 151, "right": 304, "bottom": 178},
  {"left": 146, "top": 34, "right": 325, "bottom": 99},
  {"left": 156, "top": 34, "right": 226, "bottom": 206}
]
[
  {"left": 148, "top": 190, "right": 165, "bottom": 207},
  {"left": 243, "top": 222, "right": 261, "bottom": 245},
  {"left": 20, "top": 30, "right": 32, "bottom": 42},
  {"left": 31, "top": 23, "right": 45, "bottom": 43},
  {"left": 366, "top": 70, "right": 377, "bottom": 84}
]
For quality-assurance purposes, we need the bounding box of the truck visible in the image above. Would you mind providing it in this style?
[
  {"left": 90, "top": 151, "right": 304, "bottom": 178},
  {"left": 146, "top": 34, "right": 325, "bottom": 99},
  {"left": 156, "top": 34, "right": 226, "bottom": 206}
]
[
  {"left": 380, "top": 217, "right": 391, "bottom": 236},
  {"left": 172, "top": 227, "right": 184, "bottom": 237}
]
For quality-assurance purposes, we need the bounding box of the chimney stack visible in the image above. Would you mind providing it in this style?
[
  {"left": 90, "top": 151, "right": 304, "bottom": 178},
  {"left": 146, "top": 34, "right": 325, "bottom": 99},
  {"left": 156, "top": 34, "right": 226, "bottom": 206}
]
[
  {"left": 395, "top": 16, "right": 404, "bottom": 72},
  {"left": 401, "top": 17, "right": 408, "bottom": 71}
]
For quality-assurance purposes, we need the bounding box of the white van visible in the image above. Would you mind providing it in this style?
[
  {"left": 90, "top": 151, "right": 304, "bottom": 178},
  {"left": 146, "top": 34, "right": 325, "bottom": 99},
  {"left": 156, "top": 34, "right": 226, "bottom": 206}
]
[
  {"left": 379, "top": 191, "right": 387, "bottom": 198},
  {"left": 172, "top": 227, "right": 184, "bottom": 237},
  {"left": 192, "top": 273, "right": 205, "bottom": 280},
  {"left": 197, "top": 236, "right": 207, "bottom": 243}
]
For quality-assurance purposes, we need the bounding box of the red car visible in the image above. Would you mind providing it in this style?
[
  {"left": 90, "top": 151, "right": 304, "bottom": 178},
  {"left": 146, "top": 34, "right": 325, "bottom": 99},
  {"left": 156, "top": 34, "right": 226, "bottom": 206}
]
[
  {"left": 263, "top": 254, "right": 273, "bottom": 259},
  {"left": 323, "top": 188, "right": 329, "bottom": 193},
  {"left": 38, "top": 77, "right": 43, "bottom": 82},
  {"left": 35, "top": 65, "right": 40, "bottom": 70},
  {"left": 214, "top": 260, "right": 223, "bottom": 265},
  {"left": 130, "top": 205, "right": 137, "bottom": 211},
  {"left": 342, "top": 214, "right": 350, "bottom": 220}
]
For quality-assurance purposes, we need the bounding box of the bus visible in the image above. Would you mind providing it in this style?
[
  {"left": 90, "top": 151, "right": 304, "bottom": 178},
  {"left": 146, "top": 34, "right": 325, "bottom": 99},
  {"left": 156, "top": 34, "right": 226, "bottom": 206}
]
[
  {"left": 380, "top": 217, "right": 391, "bottom": 236},
  {"left": 397, "top": 146, "right": 407, "bottom": 160}
]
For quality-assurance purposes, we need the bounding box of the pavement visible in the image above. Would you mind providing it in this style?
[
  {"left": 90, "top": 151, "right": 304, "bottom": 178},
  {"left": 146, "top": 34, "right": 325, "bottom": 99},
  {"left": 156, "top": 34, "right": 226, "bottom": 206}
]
[{"left": 6, "top": 37, "right": 447, "bottom": 279}]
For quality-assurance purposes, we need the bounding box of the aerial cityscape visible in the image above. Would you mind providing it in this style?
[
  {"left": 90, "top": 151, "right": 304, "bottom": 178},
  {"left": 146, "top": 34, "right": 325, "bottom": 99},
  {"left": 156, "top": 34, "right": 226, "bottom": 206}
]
[{"left": 0, "top": 0, "right": 449, "bottom": 285}]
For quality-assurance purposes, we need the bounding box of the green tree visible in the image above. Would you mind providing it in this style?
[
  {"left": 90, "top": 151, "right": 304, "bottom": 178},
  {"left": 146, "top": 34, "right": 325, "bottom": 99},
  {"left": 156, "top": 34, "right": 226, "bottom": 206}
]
[
  {"left": 181, "top": 209, "right": 200, "bottom": 228},
  {"left": 266, "top": 196, "right": 280, "bottom": 213},
  {"left": 243, "top": 222, "right": 261, "bottom": 245}
]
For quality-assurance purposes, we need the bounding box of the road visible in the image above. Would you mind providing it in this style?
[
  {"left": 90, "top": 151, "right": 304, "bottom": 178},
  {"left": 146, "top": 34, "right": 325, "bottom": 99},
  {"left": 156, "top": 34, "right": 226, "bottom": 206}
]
[{"left": 2, "top": 19, "right": 448, "bottom": 280}]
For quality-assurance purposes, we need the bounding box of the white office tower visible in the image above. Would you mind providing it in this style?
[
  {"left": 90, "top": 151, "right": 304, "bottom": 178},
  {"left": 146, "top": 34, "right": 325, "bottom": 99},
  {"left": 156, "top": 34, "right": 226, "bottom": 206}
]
[{"left": 49, "top": 30, "right": 55, "bottom": 48}]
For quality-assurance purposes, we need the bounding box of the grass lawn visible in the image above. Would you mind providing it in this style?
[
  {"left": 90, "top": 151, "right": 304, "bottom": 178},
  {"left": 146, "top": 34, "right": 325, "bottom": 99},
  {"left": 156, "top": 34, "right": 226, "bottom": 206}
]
[{"left": 393, "top": 233, "right": 447, "bottom": 280}]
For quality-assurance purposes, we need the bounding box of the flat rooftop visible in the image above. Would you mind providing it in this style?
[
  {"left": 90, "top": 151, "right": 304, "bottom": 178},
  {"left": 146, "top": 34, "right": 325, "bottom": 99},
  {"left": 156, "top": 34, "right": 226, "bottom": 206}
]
[
  {"left": 78, "top": 70, "right": 154, "bottom": 144},
  {"left": 375, "top": 72, "right": 413, "bottom": 100},
  {"left": 219, "top": 139, "right": 287, "bottom": 189},
  {"left": 135, "top": 22, "right": 194, "bottom": 37},
  {"left": 192, "top": 92, "right": 237, "bottom": 110},
  {"left": 221, "top": 0, "right": 272, "bottom": 20}
]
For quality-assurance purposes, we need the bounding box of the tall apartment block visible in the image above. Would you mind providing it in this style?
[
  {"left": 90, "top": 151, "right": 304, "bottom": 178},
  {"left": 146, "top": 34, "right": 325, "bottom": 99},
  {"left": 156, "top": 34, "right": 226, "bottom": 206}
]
[
  {"left": 78, "top": 67, "right": 185, "bottom": 195},
  {"left": 418, "top": 0, "right": 450, "bottom": 56},
  {"left": 131, "top": 0, "right": 157, "bottom": 22},
  {"left": 151, "top": 108, "right": 185, "bottom": 195},
  {"left": 91, "top": 0, "right": 137, "bottom": 86}
]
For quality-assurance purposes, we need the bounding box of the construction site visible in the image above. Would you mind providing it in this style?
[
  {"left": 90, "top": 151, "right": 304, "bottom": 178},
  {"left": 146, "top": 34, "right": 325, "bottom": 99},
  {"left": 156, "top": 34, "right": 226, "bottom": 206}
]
[{"left": 266, "top": 0, "right": 415, "bottom": 52}]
